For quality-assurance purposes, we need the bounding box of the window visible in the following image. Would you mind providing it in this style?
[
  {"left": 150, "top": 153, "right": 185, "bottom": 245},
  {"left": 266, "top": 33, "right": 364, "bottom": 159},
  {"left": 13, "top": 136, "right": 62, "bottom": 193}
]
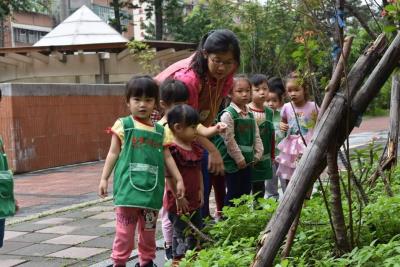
[
  {"left": 92, "top": 4, "right": 129, "bottom": 26},
  {"left": 13, "top": 28, "right": 49, "bottom": 44}
]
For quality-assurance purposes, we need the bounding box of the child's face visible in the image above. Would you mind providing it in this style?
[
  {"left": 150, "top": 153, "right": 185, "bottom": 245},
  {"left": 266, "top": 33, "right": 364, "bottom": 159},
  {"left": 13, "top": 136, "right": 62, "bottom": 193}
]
[
  {"left": 127, "top": 96, "right": 156, "bottom": 119},
  {"left": 286, "top": 80, "right": 305, "bottom": 106},
  {"left": 251, "top": 81, "right": 269, "bottom": 105},
  {"left": 266, "top": 92, "right": 282, "bottom": 110},
  {"left": 206, "top": 51, "right": 236, "bottom": 80},
  {"left": 231, "top": 79, "right": 251, "bottom": 108},
  {"left": 174, "top": 124, "right": 197, "bottom": 143}
]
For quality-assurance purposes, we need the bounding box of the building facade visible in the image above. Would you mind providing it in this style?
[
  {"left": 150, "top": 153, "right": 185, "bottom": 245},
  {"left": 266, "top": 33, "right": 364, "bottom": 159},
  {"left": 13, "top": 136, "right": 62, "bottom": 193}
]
[{"left": 0, "top": 0, "right": 134, "bottom": 48}]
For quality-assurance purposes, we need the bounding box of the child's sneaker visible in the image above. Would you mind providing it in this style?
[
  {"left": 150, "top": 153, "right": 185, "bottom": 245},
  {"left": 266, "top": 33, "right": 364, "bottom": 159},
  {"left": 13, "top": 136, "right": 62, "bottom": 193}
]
[
  {"left": 134, "top": 261, "right": 157, "bottom": 267},
  {"left": 164, "top": 242, "right": 173, "bottom": 260}
]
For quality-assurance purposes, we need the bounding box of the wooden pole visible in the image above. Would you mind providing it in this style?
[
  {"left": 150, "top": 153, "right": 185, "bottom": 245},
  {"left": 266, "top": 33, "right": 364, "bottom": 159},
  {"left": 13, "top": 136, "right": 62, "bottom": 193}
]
[
  {"left": 388, "top": 73, "right": 400, "bottom": 167},
  {"left": 251, "top": 32, "right": 398, "bottom": 267},
  {"left": 318, "top": 36, "right": 353, "bottom": 120}
]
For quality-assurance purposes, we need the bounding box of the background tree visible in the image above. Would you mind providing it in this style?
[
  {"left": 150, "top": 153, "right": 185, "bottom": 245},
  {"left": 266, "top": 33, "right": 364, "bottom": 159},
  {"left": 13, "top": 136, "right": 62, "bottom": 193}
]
[{"left": 0, "top": 0, "right": 50, "bottom": 47}]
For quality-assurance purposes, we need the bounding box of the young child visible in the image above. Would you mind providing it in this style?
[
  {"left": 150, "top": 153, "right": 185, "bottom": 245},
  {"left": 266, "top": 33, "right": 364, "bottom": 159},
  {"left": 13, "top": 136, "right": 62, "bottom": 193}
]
[
  {"left": 158, "top": 79, "right": 225, "bottom": 260},
  {"left": 0, "top": 89, "right": 18, "bottom": 249},
  {"left": 265, "top": 77, "right": 287, "bottom": 196},
  {"left": 164, "top": 104, "right": 205, "bottom": 264},
  {"left": 214, "top": 75, "right": 263, "bottom": 206},
  {"left": 276, "top": 73, "right": 319, "bottom": 188},
  {"left": 248, "top": 74, "right": 275, "bottom": 199},
  {"left": 98, "top": 76, "right": 185, "bottom": 267}
]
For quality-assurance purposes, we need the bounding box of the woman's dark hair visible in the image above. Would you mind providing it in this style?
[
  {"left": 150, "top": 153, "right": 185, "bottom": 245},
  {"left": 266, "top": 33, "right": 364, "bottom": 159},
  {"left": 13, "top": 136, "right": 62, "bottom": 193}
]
[
  {"left": 268, "top": 76, "right": 285, "bottom": 102},
  {"left": 250, "top": 74, "right": 268, "bottom": 87},
  {"left": 160, "top": 79, "right": 189, "bottom": 106},
  {"left": 191, "top": 29, "right": 240, "bottom": 80},
  {"left": 125, "top": 75, "right": 159, "bottom": 103},
  {"left": 167, "top": 104, "right": 200, "bottom": 129}
]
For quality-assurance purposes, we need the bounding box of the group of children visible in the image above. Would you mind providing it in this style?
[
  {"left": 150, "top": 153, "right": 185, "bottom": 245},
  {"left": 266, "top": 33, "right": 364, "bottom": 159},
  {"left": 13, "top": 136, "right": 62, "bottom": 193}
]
[{"left": 98, "top": 71, "right": 318, "bottom": 267}]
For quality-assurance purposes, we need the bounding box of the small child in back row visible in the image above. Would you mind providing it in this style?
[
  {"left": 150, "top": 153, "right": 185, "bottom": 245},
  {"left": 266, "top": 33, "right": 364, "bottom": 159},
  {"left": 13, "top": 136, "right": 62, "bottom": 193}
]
[
  {"left": 276, "top": 73, "right": 319, "bottom": 187},
  {"left": 265, "top": 77, "right": 286, "bottom": 196},
  {"left": 248, "top": 74, "right": 275, "bottom": 199},
  {"left": 214, "top": 75, "right": 263, "bottom": 206}
]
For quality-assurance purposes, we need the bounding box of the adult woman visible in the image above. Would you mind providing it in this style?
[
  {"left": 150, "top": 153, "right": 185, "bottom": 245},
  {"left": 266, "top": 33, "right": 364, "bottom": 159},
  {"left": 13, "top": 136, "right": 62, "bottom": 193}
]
[{"left": 155, "top": 29, "right": 240, "bottom": 218}]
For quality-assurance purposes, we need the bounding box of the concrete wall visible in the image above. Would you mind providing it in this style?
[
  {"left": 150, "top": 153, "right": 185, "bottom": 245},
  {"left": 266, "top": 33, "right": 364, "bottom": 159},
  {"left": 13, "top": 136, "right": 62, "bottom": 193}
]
[{"left": 0, "top": 83, "right": 127, "bottom": 173}]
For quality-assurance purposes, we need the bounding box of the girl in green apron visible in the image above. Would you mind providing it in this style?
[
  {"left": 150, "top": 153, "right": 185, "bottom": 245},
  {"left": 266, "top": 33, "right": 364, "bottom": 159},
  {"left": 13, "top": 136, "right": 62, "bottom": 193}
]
[
  {"left": 213, "top": 75, "right": 264, "bottom": 206},
  {"left": 98, "top": 76, "right": 185, "bottom": 267},
  {"left": 248, "top": 74, "right": 275, "bottom": 199},
  {"left": 0, "top": 89, "right": 18, "bottom": 248}
]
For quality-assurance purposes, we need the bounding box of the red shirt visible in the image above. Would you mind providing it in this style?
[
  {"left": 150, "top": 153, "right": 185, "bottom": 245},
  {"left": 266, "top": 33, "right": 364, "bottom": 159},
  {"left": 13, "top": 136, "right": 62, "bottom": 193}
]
[{"left": 163, "top": 142, "right": 203, "bottom": 213}]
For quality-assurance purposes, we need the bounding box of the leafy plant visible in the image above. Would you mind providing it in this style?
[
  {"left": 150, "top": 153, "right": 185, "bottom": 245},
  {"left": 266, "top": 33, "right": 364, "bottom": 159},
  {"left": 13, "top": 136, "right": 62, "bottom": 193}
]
[{"left": 127, "top": 40, "right": 159, "bottom": 75}]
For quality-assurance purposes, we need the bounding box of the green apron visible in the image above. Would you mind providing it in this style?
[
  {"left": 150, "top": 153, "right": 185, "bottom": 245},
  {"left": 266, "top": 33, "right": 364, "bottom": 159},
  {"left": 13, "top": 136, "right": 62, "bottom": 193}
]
[
  {"left": 0, "top": 137, "right": 16, "bottom": 218},
  {"left": 212, "top": 106, "right": 255, "bottom": 174},
  {"left": 251, "top": 108, "right": 274, "bottom": 182},
  {"left": 113, "top": 116, "right": 165, "bottom": 210}
]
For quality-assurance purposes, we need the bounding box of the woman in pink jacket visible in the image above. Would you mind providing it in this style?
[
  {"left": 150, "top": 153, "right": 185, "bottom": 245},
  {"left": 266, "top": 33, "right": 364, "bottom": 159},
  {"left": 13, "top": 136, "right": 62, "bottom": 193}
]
[{"left": 155, "top": 29, "right": 240, "bottom": 220}]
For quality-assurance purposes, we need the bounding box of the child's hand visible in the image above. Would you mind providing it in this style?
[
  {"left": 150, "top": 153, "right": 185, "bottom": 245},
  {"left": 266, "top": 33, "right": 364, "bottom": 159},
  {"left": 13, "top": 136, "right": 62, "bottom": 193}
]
[
  {"left": 280, "top": 122, "right": 289, "bottom": 132},
  {"left": 176, "top": 197, "right": 189, "bottom": 215},
  {"left": 98, "top": 179, "right": 108, "bottom": 198},
  {"left": 237, "top": 160, "right": 246, "bottom": 169},
  {"left": 215, "top": 122, "right": 227, "bottom": 133},
  {"left": 176, "top": 180, "right": 185, "bottom": 199}
]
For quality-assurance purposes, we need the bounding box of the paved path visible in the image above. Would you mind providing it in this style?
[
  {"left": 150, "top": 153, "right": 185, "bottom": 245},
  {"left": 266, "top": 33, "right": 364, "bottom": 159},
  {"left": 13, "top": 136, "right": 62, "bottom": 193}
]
[{"left": 0, "top": 116, "right": 390, "bottom": 266}]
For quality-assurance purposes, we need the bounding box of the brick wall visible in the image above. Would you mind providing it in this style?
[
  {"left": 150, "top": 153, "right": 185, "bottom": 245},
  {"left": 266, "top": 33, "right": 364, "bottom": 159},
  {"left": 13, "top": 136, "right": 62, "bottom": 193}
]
[{"left": 0, "top": 83, "right": 127, "bottom": 173}]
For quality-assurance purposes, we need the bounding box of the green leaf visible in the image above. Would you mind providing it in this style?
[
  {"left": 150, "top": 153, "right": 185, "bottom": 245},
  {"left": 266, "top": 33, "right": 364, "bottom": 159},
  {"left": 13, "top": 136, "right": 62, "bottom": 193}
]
[
  {"left": 385, "top": 4, "right": 396, "bottom": 12},
  {"left": 384, "top": 25, "right": 397, "bottom": 34}
]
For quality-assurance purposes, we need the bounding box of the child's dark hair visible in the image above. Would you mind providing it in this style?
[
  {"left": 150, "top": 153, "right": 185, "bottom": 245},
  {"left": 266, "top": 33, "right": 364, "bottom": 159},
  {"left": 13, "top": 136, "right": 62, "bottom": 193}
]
[
  {"left": 233, "top": 74, "right": 251, "bottom": 90},
  {"left": 160, "top": 79, "right": 189, "bottom": 106},
  {"left": 191, "top": 29, "right": 240, "bottom": 80},
  {"left": 286, "top": 72, "right": 310, "bottom": 101},
  {"left": 167, "top": 104, "right": 200, "bottom": 130},
  {"left": 268, "top": 76, "right": 285, "bottom": 102},
  {"left": 250, "top": 74, "right": 268, "bottom": 87},
  {"left": 125, "top": 75, "right": 159, "bottom": 103}
]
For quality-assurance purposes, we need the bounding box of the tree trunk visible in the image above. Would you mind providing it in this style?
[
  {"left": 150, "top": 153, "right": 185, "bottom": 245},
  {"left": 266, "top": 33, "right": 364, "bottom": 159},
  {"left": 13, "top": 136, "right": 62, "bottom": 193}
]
[
  {"left": 251, "top": 33, "right": 394, "bottom": 267},
  {"left": 154, "top": 0, "right": 163, "bottom": 40},
  {"left": 328, "top": 143, "right": 351, "bottom": 254},
  {"left": 388, "top": 73, "right": 400, "bottom": 167},
  {"left": 318, "top": 36, "right": 353, "bottom": 120}
]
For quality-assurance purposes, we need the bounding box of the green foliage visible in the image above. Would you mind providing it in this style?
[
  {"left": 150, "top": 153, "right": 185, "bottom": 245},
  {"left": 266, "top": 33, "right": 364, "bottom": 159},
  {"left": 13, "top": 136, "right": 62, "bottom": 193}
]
[
  {"left": 318, "top": 235, "right": 400, "bottom": 267},
  {"left": 127, "top": 40, "right": 159, "bottom": 75},
  {"left": 172, "top": 195, "right": 278, "bottom": 267}
]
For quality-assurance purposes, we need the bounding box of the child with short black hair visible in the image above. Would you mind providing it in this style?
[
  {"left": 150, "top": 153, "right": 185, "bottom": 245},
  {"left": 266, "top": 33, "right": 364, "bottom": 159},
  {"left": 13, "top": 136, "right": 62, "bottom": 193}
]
[
  {"left": 248, "top": 74, "right": 275, "bottom": 199},
  {"left": 214, "top": 74, "right": 264, "bottom": 206},
  {"left": 98, "top": 75, "right": 185, "bottom": 267},
  {"left": 164, "top": 104, "right": 204, "bottom": 264},
  {"left": 266, "top": 76, "right": 286, "bottom": 196},
  {"left": 158, "top": 79, "right": 225, "bottom": 260}
]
